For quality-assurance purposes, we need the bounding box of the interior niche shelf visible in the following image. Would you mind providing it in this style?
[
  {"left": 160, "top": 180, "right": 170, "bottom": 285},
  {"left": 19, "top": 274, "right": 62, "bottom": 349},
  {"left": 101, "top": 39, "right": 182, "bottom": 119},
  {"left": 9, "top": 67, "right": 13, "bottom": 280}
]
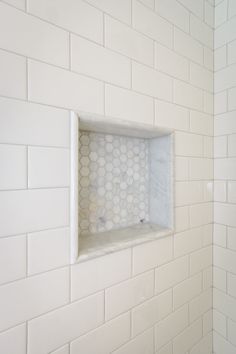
[{"left": 70, "top": 111, "right": 174, "bottom": 263}]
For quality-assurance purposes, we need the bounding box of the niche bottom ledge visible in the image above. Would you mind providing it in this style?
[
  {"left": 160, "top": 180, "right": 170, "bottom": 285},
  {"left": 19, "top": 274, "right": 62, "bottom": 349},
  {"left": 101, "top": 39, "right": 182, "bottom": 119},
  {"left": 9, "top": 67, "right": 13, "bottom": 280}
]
[{"left": 77, "top": 223, "right": 173, "bottom": 263}]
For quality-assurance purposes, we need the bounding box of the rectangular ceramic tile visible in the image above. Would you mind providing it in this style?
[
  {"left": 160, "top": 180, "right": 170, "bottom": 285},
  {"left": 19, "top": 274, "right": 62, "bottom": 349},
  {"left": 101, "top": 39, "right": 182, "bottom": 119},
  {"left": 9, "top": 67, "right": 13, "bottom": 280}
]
[
  {"left": 189, "top": 289, "right": 212, "bottom": 323},
  {"left": 132, "top": 290, "right": 172, "bottom": 336},
  {"left": 70, "top": 313, "right": 130, "bottom": 354},
  {"left": 203, "top": 92, "right": 213, "bottom": 115},
  {"left": 228, "top": 39, "right": 236, "bottom": 65},
  {"left": 175, "top": 132, "right": 203, "bottom": 157},
  {"left": 227, "top": 320, "right": 236, "bottom": 347},
  {"left": 190, "top": 111, "right": 213, "bottom": 136},
  {"left": 3, "top": 0, "right": 25, "bottom": 10},
  {"left": 155, "top": 100, "right": 189, "bottom": 131},
  {"left": 214, "top": 267, "right": 227, "bottom": 292},
  {"left": 105, "top": 84, "right": 154, "bottom": 125},
  {"left": 28, "top": 147, "right": 70, "bottom": 188},
  {"left": 0, "top": 144, "right": 27, "bottom": 190},
  {"left": 213, "top": 309, "right": 227, "bottom": 337},
  {"left": 215, "top": 63, "right": 236, "bottom": 92},
  {"left": 190, "top": 332, "right": 212, "bottom": 354},
  {"left": 214, "top": 203, "right": 236, "bottom": 227},
  {"left": 190, "top": 14, "right": 213, "bottom": 49},
  {"left": 228, "top": 273, "right": 236, "bottom": 298},
  {"left": 0, "top": 267, "right": 69, "bottom": 332},
  {"left": 0, "top": 235, "right": 26, "bottom": 285},
  {"left": 0, "top": 188, "right": 69, "bottom": 237},
  {"left": 204, "top": 136, "right": 213, "bottom": 158},
  {"left": 190, "top": 63, "right": 213, "bottom": 92},
  {"left": 174, "top": 227, "right": 202, "bottom": 258},
  {"left": 105, "top": 271, "right": 154, "bottom": 320},
  {"left": 0, "top": 49, "right": 26, "bottom": 99},
  {"left": 175, "top": 157, "right": 189, "bottom": 181},
  {"left": 86, "top": 0, "right": 131, "bottom": 24},
  {"left": 228, "top": 87, "right": 236, "bottom": 111},
  {"left": 0, "top": 97, "right": 69, "bottom": 147},
  {"left": 51, "top": 345, "right": 69, "bottom": 354},
  {"left": 213, "top": 331, "right": 236, "bottom": 354},
  {"left": 174, "top": 273, "right": 202, "bottom": 309},
  {"left": 204, "top": 47, "right": 213, "bottom": 71},
  {"left": 189, "top": 202, "right": 212, "bottom": 228},
  {"left": 175, "top": 181, "right": 204, "bottom": 206},
  {"left": 0, "top": 324, "right": 26, "bottom": 354},
  {"left": 173, "top": 319, "right": 202, "bottom": 354},
  {"left": 155, "top": 0, "right": 189, "bottom": 32},
  {"left": 204, "top": 2, "right": 214, "bottom": 28},
  {"left": 28, "top": 0, "right": 103, "bottom": 43},
  {"left": 173, "top": 80, "right": 203, "bottom": 111},
  {"left": 214, "top": 136, "right": 227, "bottom": 158},
  {"left": 155, "top": 305, "right": 188, "bottom": 349},
  {"left": 214, "top": 246, "right": 236, "bottom": 274},
  {"left": 175, "top": 206, "right": 189, "bottom": 232},
  {"left": 28, "top": 228, "right": 70, "bottom": 275},
  {"left": 229, "top": 0, "right": 236, "bottom": 18},
  {"left": 215, "top": 0, "right": 227, "bottom": 27},
  {"left": 214, "top": 181, "right": 227, "bottom": 202},
  {"left": 215, "top": 46, "right": 227, "bottom": 71},
  {"left": 71, "top": 249, "right": 131, "bottom": 300},
  {"left": 132, "top": 236, "right": 173, "bottom": 275},
  {"left": 174, "top": 28, "right": 203, "bottom": 65},
  {"left": 132, "top": 62, "right": 172, "bottom": 101},
  {"left": 215, "top": 112, "right": 236, "bottom": 136},
  {"left": 228, "top": 227, "right": 236, "bottom": 251},
  {"left": 177, "top": 0, "right": 203, "bottom": 19},
  {"left": 228, "top": 181, "right": 236, "bottom": 203},
  {"left": 215, "top": 17, "right": 236, "bottom": 49},
  {"left": 155, "top": 44, "right": 189, "bottom": 81},
  {"left": 113, "top": 328, "right": 154, "bottom": 354},
  {"left": 0, "top": 2, "right": 69, "bottom": 68},
  {"left": 214, "top": 288, "right": 236, "bottom": 323},
  {"left": 132, "top": 0, "right": 172, "bottom": 48},
  {"left": 105, "top": 16, "right": 153, "bottom": 66},
  {"left": 190, "top": 246, "right": 212, "bottom": 275},
  {"left": 71, "top": 35, "right": 131, "bottom": 88},
  {"left": 28, "top": 292, "right": 104, "bottom": 354},
  {"left": 28, "top": 60, "right": 104, "bottom": 114},
  {"left": 228, "top": 135, "right": 236, "bottom": 157},
  {"left": 189, "top": 158, "right": 213, "bottom": 180}
]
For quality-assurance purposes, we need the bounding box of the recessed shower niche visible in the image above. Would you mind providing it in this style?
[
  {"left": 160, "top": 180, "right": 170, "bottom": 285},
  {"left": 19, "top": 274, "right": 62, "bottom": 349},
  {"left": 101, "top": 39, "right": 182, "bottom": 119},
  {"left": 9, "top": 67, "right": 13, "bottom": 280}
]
[{"left": 70, "top": 112, "right": 174, "bottom": 263}]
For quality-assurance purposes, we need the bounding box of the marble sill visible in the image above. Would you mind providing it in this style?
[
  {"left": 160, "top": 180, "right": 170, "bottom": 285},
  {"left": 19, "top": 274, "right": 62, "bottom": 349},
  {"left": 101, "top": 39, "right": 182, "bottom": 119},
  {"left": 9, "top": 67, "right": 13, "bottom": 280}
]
[{"left": 77, "top": 222, "right": 173, "bottom": 263}]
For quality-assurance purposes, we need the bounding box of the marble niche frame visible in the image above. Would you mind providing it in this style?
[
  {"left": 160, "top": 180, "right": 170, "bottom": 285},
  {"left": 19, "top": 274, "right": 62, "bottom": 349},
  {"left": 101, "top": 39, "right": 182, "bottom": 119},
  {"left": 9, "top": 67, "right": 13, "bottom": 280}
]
[{"left": 70, "top": 111, "right": 174, "bottom": 264}]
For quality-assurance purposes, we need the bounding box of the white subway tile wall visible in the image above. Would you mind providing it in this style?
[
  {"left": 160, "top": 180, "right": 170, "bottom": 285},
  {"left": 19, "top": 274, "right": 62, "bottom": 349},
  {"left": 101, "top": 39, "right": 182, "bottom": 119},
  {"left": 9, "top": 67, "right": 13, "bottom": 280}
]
[
  {"left": 0, "top": 0, "right": 214, "bottom": 353},
  {"left": 213, "top": 1, "right": 236, "bottom": 353}
]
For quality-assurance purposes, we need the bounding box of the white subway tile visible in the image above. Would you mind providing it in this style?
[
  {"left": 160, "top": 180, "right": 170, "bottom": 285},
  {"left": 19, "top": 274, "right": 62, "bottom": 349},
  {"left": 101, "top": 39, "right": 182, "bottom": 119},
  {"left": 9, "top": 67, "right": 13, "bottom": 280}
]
[
  {"left": 214, "top": 91, "right": 227, "bottom": 115},
  {"left": 174, "top": 28, "right": 203, "bottom": 65},
  {"left": 71, "top": 313, "right": 130, "bottom": 354},
  {"left": 174, "top": 80, "right": 203, "bottom": 111},
  {"left": 28, "top": 147, "right": 70, "bottom": 188},
  {"left": 105, "top": 271, "right": 154, "bottom": 320},
  {"left": 132, "top": 290, "right": 172, "bottom": 336},
  {"left": 173, "top": 318, "right": 202, "bottom": 354},
  {"left": 189, "top": 202, "right": 212, "bottom": 227},
  {"left": 155, "top": 101, "right": 189, "bottom": 131},
  {"left": 203, "top": 311, "right": 213, "bottom": 334},
  {"left": 215, "top": 203, "right": 236, "bottom": 227},
  {"left": 0, "top": 235, "right": 26, "bottom": 285},
  {"left": 228, "top": 319, "right": 236, "bottom": 347},
  {"left": 228, "top": 227, "right": 236, "bottom": 251},
  {"left": 28, "top": 0, "right": 103, "bottom": 44},
  {"left": 155, "top": 256, "right": 189, "bottom": 293},
  {"left": 228, "top": 134, "right": 236, "bottom": 157},
  {"left": 228, "top": 39, "right": 236, "bottom": 65},
  {"left": 214, "top": 181, "right": 227, "bottom": 202},
  {"left": 71, "top": 35, "right": 131, "bottom": 88},
  {"left": 215, "top": 158, "right": 236, "bottom": 180},
  {"left": 0, "top": 49, "right": 26, "bottom": 99},
  {"left": 0, "top": 324, "right": 26, "bottom": 354},
  {"left": 215, "top": 63, "right": 236, "bottom": 92},
  {"left": 105, "top": 16, "right": 153, "bottom": 66},
  {"left": 177, "top": 0, "right": 204, "bottom": 19},
  {"left": 52, "top": 345, "right": 69, "bottom": 354},
  {"left": 214, "top": 267, "right": 227, "bottom": 292},
  {"left": 189, "top": 158, "right": 213, "bottom": 180},
  {"left": 175, "top": 131, "right": 203, "bottom": 157},
  {"left": 190, "top": 332, "right": 212, "bottom": 354},
  {"left": 228, "top": 181, "right": 236, "bottom": 203},
  {"left": 28, "top": 228, "right": 70, "bottom": 275},
  {"left": 190, "top": 111, "right": 213, "bottom": 136},
  {"left": 203, "top": 266, "right": 213, "bottom": 290},
  {"left": 3, "top": 0, "right": 25, "bottom": 10},
  {"left": 190, "top": 246, "right": 212, "bottom": 275},
  {"left": 214, "top": 46, "right": 227, "bottom": 71},
  {"left": 132, "top": 62, "right": 172, "bottom": 101},
  {"left": 71, "top": 249, "right": 131, "bottom": 300},
  {"left": 214, "top": 288, "right": 236, "bottom": 323},
  {"left": 174, "top": 227, "right": 202, "bottom": 258},
  {"left": 132, "top": 237, "right": 173, "bottom": 275},
  {"left": 86, "top": 0, "right": 131, "bottom": 25},
  {"left": 215, "top": 137, "right": 227, "bottom": 158},
  {"left": 155, "top": 0, "right": 189, "bottom": 32},
  {"left": 175, "top": 181, "right": 204, "bottom": 206},
  {"left": 204, "top": 136, "right": 213, "bottom": 158},
  {"left": 175, "top": 157, "right": 189, "bottom": 181},
  {"left": 215, "top": 1, "right": 227, "bottom": 27},
  {"left": 229, "top": 0, "right": 236, "bottom": 18},
  {"left": 139, "top": 0, "right": 154, "bottom": 9},
  {"left": 28, "top": 292, "right": 104, "bottom": 354},
  {"left": 174, "top": 273, "right": 202, "bottom": 309},
  {"left": 105, "top": 84, "right": 154, "bottom": 125},
  {"left": 215, "top": 17, "right": 236, "bottom": 49},
  {"left": 155, "top": 44, "right": 189, "bottom": 81},
  {"left": 213, "top": 309, "right": 227, "bottom": 337},
  {"left": 0, "top": 97, "right": 69, "bottom": 147},
  {"left": 204, "top": 47, "right": 213, "bottom": 71},
  {"left": 228, "top": 87, "right": 236, "bottom": 111},
  {"left": 0, "top": 2, "right": 69, "bottom": 68},
  {"left": 190, "top": 63, "right": 213, "bottom": 92},
  {"left": 113, "top": 328, "right": 154, "bottom": 354},
  {"left": 28, "top": 60, "right": 104, "bottom": 114},
  {"left": 189, "top": 289, "right": 212, "bottom": 322},
  {"left": 228, "top": 273, "right": 236, "bottom": 298},
  {"left": 156, "top": 342, "right": 172, "bottom": 354},
  {"left": 203, "top": 92, "right": 213, "bottom": 115},
  {"left": 214, "top": 246, "right": 236, "bottom": 274},
  {"left": 213, "top": 331, "right": 236, "bottom": 354},
  {"left": 155, "top": 305, "right": 188, "bottom": 349},
  {"left": 215, "top": 112, "right": 236, "bottom": 136},
  {"left": 0, "top": 188, "right": 69, "bottom": 237},
  {"left": 175, "top": 206, "right": 189, "bottom": 232},
  {"left": 132, "top": 0, "right": 172, "bottom": 48},
  {"left": 204, "top": 2, "right": 214, "bottom": 28},
  {"left": 190, "top": 14, "right": 213, "bottom": 49},
  {"left": 0, "top": 144, "right": 27, "bottom": 190},
  {"left": 0, "top": 267, "right": 69, "bottom": 332}
]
